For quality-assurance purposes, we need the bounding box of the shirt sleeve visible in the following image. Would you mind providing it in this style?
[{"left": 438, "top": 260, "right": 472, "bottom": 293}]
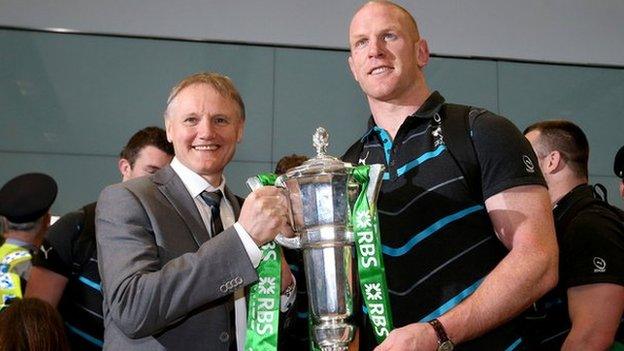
[
  {"left": 233, "top": 222, "right": 297, "bottom": 311},
  {"left": 31, "top": 209, "right": 85, "bottom": 277},
  {"left": 233, "top": 222, "right": 262, "bottom": 268},
  {"left": 561, "top": 209, "right": 624, "bottom": 288},
  {"left": 471, "top": 112, "right": 547, "bottom": 200}
]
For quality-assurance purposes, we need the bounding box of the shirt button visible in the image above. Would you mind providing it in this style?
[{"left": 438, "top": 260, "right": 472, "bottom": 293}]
[{"left": 219, "top": 331, "right": 229, "bottom": 342}]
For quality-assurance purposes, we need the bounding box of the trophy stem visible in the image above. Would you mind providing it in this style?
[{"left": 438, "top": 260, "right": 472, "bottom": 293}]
[{"left": 312, "top": 318, "right": 354, "bottom": 351}]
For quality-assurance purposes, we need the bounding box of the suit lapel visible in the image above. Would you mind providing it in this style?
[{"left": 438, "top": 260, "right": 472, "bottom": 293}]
[
  {"left": 223, "top": 185, "right": 243, "bottom": 219},
  {"left": 153, "top": 165, "right": 211, "bottom": 248}
]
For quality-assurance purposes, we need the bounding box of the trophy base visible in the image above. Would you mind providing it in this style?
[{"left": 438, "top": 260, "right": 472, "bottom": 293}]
[{"left": 313, "top": 319, "right": 354, "bottom": 351}]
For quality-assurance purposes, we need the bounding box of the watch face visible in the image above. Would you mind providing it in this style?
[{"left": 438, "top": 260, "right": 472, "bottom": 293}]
[{"left": 438, "top": 340, "right": 454, "bottom": 351}]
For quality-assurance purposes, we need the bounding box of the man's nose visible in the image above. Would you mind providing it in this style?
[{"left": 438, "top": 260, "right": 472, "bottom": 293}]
[
  {"left": 197, "top": 118, "right": 215, "bottom": 138},
  {"left": 368, "top": 38, "right": 384, "bottom": 58}
]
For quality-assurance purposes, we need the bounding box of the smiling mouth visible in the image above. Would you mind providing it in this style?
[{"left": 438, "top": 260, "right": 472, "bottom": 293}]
[
  {"left": 369, "top": 66, "right": 393, "bottom": 75},
  {"left": 193, "top": 145, "right": 219, "bottom": 151}
]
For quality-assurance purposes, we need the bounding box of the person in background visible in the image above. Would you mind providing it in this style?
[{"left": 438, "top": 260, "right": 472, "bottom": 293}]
[
  {"left": 0, "top": 297, "right": 70, "bottom": 351},
  {"left": 95, "top": 72, "right": 295, "bottom": 350},
  {"left": 25, "top": 126, "right": 174, "bottom": 350},
  {"left": 0, "top": 173, "right": 57, "bottom": 311},
  {"left": 614, "top": 145, "right": 624, "bottom": 200},
  {"left": 524, "top": 120, "right": 624, "bottom": 350},
  {"left": 341, "top": 1, "right": 558, "bottom": 349}
]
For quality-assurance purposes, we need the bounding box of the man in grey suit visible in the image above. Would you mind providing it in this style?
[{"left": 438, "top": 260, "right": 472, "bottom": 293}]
[{"left": 96, "top": 72, "right": 294, "bottom": 350}]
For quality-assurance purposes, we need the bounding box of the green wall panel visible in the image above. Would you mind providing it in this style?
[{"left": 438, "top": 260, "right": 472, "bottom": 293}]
[
  {"left": 0, "top": 29, "right": 274, "bottom": 163},
  {"left": 223, "top": 161, "right": 273, "bottom": 197},
  {"left": 498, "top": 62, "right": 624, "bottom": 178},
  {"left": 0, "top": 152, "right": 118, "bottom": 215},
  {"left": 426, "top": 57, "right": 499, "bottom": 113},
  {"left": 273, "top": 48, "right": 370, "bottom": 159},
  {"left": 1, "top": 28, "right": 622, "bottom": 212}
]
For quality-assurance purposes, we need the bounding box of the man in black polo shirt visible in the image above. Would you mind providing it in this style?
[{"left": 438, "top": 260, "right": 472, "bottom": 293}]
[
  {"left": 342, "top": 1, "right": 558, "bottom": 350},
  {"left": 615, "top": 145, "right": 624, "bottom": 200},
  {"left": 524, "top": 120, "right": 624, "bottom": 350},
  {"left": 25, "top": 127, "right": 174, "bottom": 350}
]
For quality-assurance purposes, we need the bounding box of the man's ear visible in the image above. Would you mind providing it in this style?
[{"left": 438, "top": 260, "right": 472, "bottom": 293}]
[
  {"left": 118, "top": 158, "right": 132, "bottom": 180},
  {"left": 236, "top": 119, "right": 245, "bottom": 143},
  {"left": 165, "top": 119, "right": 173, "bottom": 143},
  {"left": 38, "top": 212, "right": 52, "bottom": 235},
  {"left": 415, "top": 38, "right": 430, "bottom": 68},
  {"left": 546, "top": 150, "right": 564, "bottom": 173},
  {"left": 348, "top": 55, "right": 359, "bottom": 82}
]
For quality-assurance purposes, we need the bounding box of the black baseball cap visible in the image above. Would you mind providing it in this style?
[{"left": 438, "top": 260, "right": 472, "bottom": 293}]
[
  {"left": 615, "top": 146, "right": 624, "bottom": 179},
  {"left": 0, "top": 173, "right": 58, "bottom": 223}
]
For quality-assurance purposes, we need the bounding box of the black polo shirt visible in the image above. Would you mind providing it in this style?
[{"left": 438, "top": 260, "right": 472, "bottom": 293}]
[
  {"left": 521, "top": 184, "right": 624, "bottom": 349},
  {"left": 33, "top": 203, "right": 103, "bottom": 350},
  {"left": 343, "top": 91, "right": 546, "bottom": 350}
]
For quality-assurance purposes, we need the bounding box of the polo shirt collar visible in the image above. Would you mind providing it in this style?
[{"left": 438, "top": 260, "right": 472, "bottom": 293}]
[
  {"left": 553, "top": 183, "right": 593, "bottom": 215},
  {"left": 362, "top": 91, "right": 446, "bottom": 141}
]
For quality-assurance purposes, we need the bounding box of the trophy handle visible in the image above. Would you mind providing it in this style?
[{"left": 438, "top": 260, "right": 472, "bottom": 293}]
[
  {"left": 245, "top": 176, "right": 302, "bottom": 249},
  {"left": 273, "top": 175, "right": 302, "bottom": 249},
  {"left": 366, "top": 164, "right": 385, "bottom": 205}
]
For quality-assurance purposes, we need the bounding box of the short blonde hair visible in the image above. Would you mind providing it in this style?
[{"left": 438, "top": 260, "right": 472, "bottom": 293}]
[{"left": 165, "top": 72, "right": 245, "bottom": 120}]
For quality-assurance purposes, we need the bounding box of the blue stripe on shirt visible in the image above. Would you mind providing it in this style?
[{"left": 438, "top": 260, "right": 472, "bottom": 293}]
[
  {"left": 66, "top": 323, "right": 104, "bottom": 347},
  {"left": 78, "top": 276, "right": 101, "bottom": 292},
  {"left": 382, "top": 205, "right": 484, "bottom": 257},
  {"left": 419, "top": 278, "right": 484, "bottom": 322}
]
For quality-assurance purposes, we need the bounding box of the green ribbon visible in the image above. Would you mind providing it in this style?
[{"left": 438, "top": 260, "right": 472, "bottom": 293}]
[
  {"left": 351, "top": 165, "right": 394, "bottom": 343},
  {"left": 245, "top": 241, "right": 282, "bottom": 351},
  {"left": 245, "top": 173, "right": 282, "bottom": 351}
]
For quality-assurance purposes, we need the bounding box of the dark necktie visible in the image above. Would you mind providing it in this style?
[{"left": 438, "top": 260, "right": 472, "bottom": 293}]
[
  {"left": 199, "top": 189, "right": 224, "bottom": 237},
  {"left": 200, "top": 190, "right": 237, "bottom": 350}
]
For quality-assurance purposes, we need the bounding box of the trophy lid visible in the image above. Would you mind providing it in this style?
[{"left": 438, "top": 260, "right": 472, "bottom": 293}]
[{"left": 284, "top": 127, "right": 350, "bottom": 178}]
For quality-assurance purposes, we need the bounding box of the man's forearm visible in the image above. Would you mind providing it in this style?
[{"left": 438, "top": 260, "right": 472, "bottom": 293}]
[
  {"left": 563, "top": 283, "right": 624, "bottom": 351},
  {"left": 438, "top": 245, "right": 557, "bottom": 344},
  {"left": 562, "top": 328, "right": 615, "bottom": 351}
]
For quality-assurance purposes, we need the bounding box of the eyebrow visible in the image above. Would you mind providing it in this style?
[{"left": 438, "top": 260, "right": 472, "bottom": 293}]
[{"left": 350, "top": 25, "right": 402, "bottom": 39}]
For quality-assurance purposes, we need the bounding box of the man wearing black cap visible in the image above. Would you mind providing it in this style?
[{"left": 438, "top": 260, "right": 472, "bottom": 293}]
[
  {"left": 615, "top": 145, "right": 624, "bottom": 200},
  {"left": 25, "top": 126, "right": 174, "bottom": 350},
  {"left": 0, "top": 172, "right": 57, "bottom": 310}
]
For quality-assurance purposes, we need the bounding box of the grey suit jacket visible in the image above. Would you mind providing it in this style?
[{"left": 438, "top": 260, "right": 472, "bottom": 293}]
[{"left": 96, "top": 165, "right": 258, "bottom": 350}]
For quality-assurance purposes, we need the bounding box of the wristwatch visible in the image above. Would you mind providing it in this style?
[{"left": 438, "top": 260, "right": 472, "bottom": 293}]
[{"left": 428, "top": 319, "right": 454, "bottom": 351}]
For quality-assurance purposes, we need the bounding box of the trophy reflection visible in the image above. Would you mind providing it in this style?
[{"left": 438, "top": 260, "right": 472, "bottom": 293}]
[{"left": 249, "top": 127, "right": 384, "bottom": 351}]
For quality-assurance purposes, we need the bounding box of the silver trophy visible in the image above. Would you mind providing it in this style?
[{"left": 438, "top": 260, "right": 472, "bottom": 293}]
[{"left": 248, "top": 127, "right": 384, "bottom": 351}]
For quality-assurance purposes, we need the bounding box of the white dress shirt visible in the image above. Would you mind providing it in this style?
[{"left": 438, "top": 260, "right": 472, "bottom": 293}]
[{"left": 169, "top": 158, "right": 294, "bottom": 350}]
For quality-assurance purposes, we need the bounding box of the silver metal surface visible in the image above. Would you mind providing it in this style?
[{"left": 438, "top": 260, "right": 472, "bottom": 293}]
[{"left": 272, "top": 127, "right": 384, "bottom": 350}]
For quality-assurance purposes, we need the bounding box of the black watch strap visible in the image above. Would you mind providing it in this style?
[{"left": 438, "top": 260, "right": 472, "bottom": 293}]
[{"left": 428, "top": 319, "right": 454, "bottom": 351}]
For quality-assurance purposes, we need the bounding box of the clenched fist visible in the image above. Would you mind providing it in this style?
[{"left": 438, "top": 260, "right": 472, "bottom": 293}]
[{"left": 239, "top": 186, "right": 293, "bottom": 246}]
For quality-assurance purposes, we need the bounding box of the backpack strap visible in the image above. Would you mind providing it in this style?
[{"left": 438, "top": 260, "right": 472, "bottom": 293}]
[
  {"left": 70, "top": 202, "right": 97, "bottom": 276},
  {"left": 592, "top": 183, "right": 609, "bottom": 204},
  {"left": 439, "top": 104, "right": 486, "bottom": 203}
]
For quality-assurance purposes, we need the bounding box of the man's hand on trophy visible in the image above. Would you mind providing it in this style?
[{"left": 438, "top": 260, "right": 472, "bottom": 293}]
[
  {"left": 239, "top": 186, "right": 294, "bottom": 246},
  {"left": 374, "top": 323, "right": 438, "bottom": 351}
]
